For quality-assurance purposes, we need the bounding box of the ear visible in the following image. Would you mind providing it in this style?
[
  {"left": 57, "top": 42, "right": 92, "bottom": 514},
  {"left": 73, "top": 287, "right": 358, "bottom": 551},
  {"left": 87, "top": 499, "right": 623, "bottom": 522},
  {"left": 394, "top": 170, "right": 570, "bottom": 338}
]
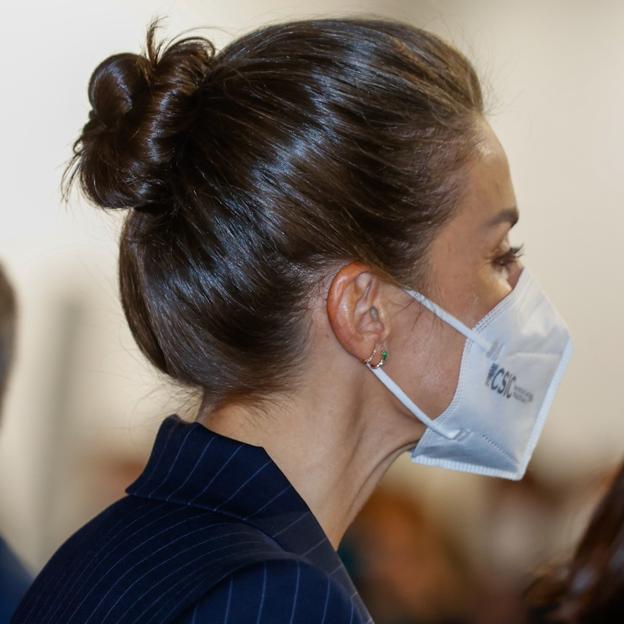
[{"left": 326, "top": 262, "right": 389, "bottom": 363}]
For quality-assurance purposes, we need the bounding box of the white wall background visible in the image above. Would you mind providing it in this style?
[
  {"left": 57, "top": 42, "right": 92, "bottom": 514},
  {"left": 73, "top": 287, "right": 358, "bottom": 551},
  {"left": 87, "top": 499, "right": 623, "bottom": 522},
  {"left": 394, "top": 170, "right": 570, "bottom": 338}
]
[{"left": 0, "top": 0, "right": 622, "bottom": 571}]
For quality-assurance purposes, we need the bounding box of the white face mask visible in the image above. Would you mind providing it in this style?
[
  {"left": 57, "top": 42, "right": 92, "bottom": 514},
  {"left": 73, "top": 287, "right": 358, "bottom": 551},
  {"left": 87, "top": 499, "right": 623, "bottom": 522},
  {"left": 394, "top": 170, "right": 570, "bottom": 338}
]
[{"left": 366, "top": 267, "right": 573, "bottom": 480}]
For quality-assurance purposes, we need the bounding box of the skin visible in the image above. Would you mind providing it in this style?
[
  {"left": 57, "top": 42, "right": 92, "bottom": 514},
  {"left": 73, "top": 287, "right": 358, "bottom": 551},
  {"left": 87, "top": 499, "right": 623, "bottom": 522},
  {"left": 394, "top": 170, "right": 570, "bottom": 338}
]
[{"left": 199, "top": 117, "right": 524, "bottom": 549}]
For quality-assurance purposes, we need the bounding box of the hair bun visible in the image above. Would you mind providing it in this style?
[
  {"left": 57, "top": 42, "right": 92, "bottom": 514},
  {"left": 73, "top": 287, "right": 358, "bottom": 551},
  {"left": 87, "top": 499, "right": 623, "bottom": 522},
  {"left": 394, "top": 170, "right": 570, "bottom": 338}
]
[
  {"left": 64, "top": 18, "right": 216, "bottom": 213},
  {"left": 88, "top": 52, "right": 150, "bottom": 129}
]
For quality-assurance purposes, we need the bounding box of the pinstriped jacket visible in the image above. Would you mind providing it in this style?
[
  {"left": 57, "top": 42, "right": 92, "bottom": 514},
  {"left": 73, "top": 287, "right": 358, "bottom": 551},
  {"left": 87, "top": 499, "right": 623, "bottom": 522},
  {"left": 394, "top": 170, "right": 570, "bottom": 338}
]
[{"left": 12, "top": 415, "right": 374, "bottom": 623}]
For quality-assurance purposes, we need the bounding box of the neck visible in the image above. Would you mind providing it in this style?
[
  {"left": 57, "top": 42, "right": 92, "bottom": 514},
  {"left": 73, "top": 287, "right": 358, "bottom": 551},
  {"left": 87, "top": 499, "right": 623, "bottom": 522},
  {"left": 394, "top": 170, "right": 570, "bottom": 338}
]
[{"left": 197, "top": 379, "right": 419, "bottom": 549}]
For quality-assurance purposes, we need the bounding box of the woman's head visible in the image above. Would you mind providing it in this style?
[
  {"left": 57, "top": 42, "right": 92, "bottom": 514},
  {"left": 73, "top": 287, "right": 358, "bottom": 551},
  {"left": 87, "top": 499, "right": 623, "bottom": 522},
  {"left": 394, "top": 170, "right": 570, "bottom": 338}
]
[{"left": 64, "top": 16, "right": 519, "bottom": 421}]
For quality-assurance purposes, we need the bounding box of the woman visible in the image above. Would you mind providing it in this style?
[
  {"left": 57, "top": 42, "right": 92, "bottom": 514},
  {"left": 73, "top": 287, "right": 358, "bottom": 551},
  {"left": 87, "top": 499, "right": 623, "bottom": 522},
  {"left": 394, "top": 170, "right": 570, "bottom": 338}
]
[{"left": 13, "top": 15, "right": 572, "bottom": 624}]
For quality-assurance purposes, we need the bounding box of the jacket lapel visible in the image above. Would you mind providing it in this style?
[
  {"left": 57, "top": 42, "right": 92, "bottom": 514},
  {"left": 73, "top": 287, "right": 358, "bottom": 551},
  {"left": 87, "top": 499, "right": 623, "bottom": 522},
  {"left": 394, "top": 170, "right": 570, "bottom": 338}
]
[{"left": 126, "top": 415, "right": 368, "bottom": 612}]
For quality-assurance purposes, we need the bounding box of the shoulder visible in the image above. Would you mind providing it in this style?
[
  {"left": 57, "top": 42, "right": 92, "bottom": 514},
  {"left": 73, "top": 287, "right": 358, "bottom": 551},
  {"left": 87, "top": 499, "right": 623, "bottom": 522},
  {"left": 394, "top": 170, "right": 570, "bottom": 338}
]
[
  {"left": 178, "top": 558, "right": 364, "bottom": 623},
  {"left": 12, "top": 496, "right": 288, "bottom": 623}
]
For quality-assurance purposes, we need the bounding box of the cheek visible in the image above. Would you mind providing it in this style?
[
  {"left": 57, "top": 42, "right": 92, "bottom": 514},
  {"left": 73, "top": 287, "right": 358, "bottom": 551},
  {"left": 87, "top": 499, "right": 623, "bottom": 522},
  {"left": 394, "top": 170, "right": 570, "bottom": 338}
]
[
  {"left": 475, "top": 263, "right": 514, "bottom": 318},
  {"left": 394, "top": 311, "right": 468, "bottom": 419},
  {"left": 420, "top": 320, "right": 466, "bottom": 417},
  {"left": 452, "top": 261, "right": 514, "bottom": 328},
  {"left": 389, "top": 264, "right": 514, "bottom": 420},
  {"left": 420, "top": 269, "right": 514, "bottom": 417}
]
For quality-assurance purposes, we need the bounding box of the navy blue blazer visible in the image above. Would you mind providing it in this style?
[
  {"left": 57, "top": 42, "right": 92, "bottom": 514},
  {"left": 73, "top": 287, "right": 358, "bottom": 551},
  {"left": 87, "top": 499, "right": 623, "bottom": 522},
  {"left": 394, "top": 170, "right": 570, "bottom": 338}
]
[{"left": 12, "top": 415, "right": 373, "bottom": 623}]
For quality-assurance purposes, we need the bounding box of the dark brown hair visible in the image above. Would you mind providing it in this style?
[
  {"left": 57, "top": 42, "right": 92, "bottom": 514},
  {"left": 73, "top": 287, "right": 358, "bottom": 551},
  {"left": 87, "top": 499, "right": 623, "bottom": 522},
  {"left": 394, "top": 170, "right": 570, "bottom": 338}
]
[
  {"left": 0, "top": 263, "right": 16, "bottom": 413},
  {"left": 62, "top": 16, "right": 484, "bottom": 411},
  {"left": 527, "top": 461, "right": 624, "bottom": 623}
]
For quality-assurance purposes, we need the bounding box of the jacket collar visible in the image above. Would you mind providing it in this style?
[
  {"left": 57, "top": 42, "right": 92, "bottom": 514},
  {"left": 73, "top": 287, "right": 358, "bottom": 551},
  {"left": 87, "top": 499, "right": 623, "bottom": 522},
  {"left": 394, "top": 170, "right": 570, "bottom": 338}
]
[{"left": 125, "top": 414, "right": 356, "bottom": 594}]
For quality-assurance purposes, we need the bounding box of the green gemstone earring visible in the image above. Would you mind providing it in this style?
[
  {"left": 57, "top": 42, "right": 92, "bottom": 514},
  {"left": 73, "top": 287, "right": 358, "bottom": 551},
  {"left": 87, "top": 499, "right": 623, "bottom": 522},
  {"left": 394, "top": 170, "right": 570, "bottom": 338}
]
[{"left": 363, "top": 346, "right": 388, "bottom": 369}]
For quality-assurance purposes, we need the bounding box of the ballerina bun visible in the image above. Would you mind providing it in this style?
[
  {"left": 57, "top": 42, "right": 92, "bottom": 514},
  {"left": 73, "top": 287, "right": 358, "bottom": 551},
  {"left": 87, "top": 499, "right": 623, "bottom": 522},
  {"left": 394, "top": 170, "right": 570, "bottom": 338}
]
[{"left": 64, "top": 18, "right": 216, "bottom": 214}]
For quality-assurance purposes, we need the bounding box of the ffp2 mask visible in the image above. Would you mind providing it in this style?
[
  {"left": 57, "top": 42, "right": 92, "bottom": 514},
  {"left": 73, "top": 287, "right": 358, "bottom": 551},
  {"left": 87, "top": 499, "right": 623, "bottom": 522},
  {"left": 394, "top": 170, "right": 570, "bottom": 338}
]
[{"left": 366, "top": 267, "right": 573, "bottom": 480}]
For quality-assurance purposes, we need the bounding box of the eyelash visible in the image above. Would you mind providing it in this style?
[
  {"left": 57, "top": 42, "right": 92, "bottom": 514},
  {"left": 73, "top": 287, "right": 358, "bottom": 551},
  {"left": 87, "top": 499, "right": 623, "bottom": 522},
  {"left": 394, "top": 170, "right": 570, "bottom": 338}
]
[{"left": 494, "top": 243, "right": 525, "bottom": 268}]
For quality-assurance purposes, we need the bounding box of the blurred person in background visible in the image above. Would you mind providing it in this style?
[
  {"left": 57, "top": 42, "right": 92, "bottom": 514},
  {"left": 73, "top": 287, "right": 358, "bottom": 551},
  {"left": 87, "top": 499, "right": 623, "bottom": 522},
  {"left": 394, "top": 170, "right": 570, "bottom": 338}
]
[
  {"left": 340, "top": 486, "right": 476, "bottom": 624},
  {"left": 0, "top": 265, "right": 32, "bottom": 622},
  {"left": 526, "top": 459, "right": 624, "bottom": 623},
  {"left": 340, "top": 486, "right": 527, "bottom": 624},
  {"left": 14, "top": 13, "right": 571, "bottom": 624}
]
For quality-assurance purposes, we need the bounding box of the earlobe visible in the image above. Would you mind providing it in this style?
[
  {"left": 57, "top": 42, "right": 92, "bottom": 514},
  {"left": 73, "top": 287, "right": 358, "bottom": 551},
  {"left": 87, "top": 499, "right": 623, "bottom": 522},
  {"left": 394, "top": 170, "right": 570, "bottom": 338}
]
[{"left": 326, "top": 262, "right": 388, "bottom": 363}]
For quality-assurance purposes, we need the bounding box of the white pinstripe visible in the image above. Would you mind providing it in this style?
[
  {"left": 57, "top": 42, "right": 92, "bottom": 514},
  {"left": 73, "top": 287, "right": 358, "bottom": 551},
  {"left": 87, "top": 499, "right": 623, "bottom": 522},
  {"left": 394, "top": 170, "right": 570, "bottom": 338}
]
[
  {"left": 65, "top": 511, "right": 219, "bottom": 624},
  {"left": 138, "top": 420, "right": 181, "bottom": 492},
  {"left": 128, "top": 547, "right": 281, "bottom": 624},
  {"left": 82, "top": 523, "right": 242, "bottom": 624},
  {"left": 273, "top": 511, "right": 309, "bottom": 537},
  {"left": 40, "top": 503, "right": 155, "bottom": 623},
  {"left": 165, "top": 437, "right": 215, "bottom": 502},
  {"left": 29, "top": 501, "right": 153, "bottom": 624},
  {"left": 98, "top": 536, "right": 269, "bottom": 624},
  {"left": 213, "top": 459, "right": 271, "bottom": 512},
  {"left": 151, "top": 556, "right": 367, "bottom": 624},
  {"left": 255, "top": 562, "right": 267, "bottom": 624},
  {"left": 223, "top": 576, "right": 233, "bottom": 624},
  {"left": 328, "top": 562, "right": 342, "bottom": 576},
  {"left": 242, "top": 484, "right": 290, "bottom": 520},
  {"left": 320, "top": 576, "right": 331, "bottom": 624},
  {"left": 52, "top": 502, "right": 183, "bottom": 624},
  {"left": 288, "top": 561, "right": 301, "bottom": 624},
  {"left": 188, "top": 446, "right": 243, "bottom": 505},
  {"left": 301, "top": 537, "right": 326, "bottom": 558},
  {"left": 147, "top": 426, "right": 195, "bottom": 497}
]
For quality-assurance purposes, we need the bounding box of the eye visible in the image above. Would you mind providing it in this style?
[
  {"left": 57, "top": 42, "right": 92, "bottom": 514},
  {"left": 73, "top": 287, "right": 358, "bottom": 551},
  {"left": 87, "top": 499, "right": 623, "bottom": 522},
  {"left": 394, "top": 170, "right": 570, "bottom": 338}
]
[{"left": 493, "top": 243, "right": 524, "bottom": 269}]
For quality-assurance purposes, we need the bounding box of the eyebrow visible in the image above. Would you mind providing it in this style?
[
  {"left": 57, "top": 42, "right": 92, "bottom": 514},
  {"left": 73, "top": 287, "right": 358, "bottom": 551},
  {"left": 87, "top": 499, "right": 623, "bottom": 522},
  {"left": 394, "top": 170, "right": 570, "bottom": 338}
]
[{"left": 487, "top": 206, "right": 519, "bottom": 228}]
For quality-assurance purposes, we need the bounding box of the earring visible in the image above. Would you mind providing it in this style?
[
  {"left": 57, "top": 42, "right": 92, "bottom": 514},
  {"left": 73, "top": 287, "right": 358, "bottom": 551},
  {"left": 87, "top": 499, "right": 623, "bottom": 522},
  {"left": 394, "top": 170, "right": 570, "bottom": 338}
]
[{"left": 362, "top": 346, "right": 388, "bottom": 369}]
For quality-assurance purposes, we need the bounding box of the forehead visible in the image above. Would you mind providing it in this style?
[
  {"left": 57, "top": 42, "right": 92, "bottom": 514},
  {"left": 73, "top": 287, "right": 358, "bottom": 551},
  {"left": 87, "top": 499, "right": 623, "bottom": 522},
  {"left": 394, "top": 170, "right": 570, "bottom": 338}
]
[
  {"left": 435, "top": 120, "right": 516, "bottom": 242},
  {"left": 425, "top": 120, "right": 517, "bottom": 274},
  {"left": 462, "top": 119, "right": 516, "bottom": 223}
]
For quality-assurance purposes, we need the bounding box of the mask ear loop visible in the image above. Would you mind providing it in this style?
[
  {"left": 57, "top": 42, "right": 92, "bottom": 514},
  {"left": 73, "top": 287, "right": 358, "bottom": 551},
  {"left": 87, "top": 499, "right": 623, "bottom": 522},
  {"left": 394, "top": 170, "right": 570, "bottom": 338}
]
[
  {"left": 366, "top": 363, "right": 463, "bottom": 440},
  {"left": 363, "top": 288, "right": 495, "bottom": 441},
  {"left": 405, "top": 289, "right": 494, "bottom": 353}
]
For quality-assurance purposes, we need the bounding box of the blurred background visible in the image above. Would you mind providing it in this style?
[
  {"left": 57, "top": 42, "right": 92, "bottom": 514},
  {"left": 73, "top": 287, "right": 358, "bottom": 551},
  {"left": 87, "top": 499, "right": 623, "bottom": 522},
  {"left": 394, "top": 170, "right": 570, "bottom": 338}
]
[{"left": 0, "top": 1, "right": 622, "bottom": 622}]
